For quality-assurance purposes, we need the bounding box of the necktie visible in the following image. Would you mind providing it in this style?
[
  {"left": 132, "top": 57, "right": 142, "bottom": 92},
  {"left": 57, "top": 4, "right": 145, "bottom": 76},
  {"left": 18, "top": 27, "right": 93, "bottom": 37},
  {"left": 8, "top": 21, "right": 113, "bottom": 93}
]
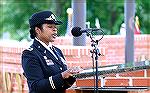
[
  {"left": 50, "top": 46, "right": 65, "bottom": 68},
  {"left": 50, "top": 46, "right": 60, "bottom": 60}
]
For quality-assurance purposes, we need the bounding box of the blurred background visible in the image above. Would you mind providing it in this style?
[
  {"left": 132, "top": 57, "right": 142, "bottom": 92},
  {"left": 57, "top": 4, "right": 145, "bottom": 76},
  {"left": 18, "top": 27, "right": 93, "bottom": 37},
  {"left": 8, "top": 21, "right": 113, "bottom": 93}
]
[
  {"left": 0, "top": 0, "right": 149, "bottom": 41},
  {"left": 0, "top": 0, "right": 150, "bottom": 93}
]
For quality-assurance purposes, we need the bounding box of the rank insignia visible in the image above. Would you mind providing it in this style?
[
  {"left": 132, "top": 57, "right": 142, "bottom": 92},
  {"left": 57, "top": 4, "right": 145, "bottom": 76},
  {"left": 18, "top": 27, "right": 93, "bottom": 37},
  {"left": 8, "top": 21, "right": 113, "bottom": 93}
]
[{"left": 46, "top": 59, "right": 54, "bottom": 65}]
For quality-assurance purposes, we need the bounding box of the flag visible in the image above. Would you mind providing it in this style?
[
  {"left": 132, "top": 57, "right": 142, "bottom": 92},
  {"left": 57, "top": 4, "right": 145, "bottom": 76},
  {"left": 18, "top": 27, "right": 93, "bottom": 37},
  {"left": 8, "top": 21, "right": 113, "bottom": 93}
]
[{"left": 134, "top": 16, "right": 141, "bottom": 34}]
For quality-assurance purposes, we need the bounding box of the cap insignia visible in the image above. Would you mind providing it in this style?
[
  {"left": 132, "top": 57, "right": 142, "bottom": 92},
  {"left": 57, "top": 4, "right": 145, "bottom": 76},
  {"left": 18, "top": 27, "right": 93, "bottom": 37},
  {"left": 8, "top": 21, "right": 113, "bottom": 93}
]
[{"left": 45, "top": 14, "right": 56, "bottom": 21}]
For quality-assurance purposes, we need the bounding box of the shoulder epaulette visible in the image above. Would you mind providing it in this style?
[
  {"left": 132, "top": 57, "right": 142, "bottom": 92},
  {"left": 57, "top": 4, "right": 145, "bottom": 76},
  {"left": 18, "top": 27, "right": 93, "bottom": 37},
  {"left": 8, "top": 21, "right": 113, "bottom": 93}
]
[{"left": 26, "top": 47, "right": 33, "bottom": 51}]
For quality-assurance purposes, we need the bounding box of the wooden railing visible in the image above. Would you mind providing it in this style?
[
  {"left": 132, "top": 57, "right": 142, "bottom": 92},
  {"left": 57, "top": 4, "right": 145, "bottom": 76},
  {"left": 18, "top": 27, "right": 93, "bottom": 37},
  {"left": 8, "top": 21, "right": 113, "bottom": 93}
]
[{"left": 2, "top": 72, "right": 28, "bottom": 93}]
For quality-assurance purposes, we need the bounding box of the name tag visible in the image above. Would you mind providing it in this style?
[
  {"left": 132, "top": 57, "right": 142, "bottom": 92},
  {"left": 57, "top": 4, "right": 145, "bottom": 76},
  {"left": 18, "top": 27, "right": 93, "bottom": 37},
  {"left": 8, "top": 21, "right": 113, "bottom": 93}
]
[{"left": 46, "top": 59, "right": 54, "bottom": 65}]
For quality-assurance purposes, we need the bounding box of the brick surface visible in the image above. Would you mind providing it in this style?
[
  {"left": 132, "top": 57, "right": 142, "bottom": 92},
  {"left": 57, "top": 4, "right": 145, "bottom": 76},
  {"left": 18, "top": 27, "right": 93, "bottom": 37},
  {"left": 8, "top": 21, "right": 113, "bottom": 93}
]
[
  {"left": 0, "top": 35, "right": 150, "bottom": 92},
  {"left": 132, "top": 78, "right": 150, "bottom": 86},
  {"left": 76, "top": 79, "right": 101, "bottom": 87},
  {"left": 105, "top": 78, "right": 129, "bottom": 87},
  {"left": 66, "top": 89, "right": 77, "bottom": 93}
]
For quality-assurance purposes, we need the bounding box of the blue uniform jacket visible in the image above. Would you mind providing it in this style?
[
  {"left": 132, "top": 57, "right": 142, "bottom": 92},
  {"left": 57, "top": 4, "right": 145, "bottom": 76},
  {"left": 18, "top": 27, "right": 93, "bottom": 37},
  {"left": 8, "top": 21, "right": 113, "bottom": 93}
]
[{"left": 22, "top": 39, "right": 76, "bottom": 93}]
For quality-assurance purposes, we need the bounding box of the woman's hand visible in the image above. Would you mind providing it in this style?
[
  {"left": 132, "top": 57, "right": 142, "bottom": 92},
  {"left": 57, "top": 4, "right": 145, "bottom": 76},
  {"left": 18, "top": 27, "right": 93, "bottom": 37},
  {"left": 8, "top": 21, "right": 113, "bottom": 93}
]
[{"left": 61, "top": 66, "right": 83, "bottom": 79}]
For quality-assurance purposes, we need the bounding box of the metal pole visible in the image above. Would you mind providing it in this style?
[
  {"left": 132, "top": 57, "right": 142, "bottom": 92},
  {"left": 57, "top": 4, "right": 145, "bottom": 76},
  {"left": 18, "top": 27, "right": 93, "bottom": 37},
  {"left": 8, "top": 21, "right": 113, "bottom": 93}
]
[
  {"left": 125, "top": 0, "right": 135, "bottom": 66},
  {"left": 72, "top": 0, "right": 86, "bottom": 46}
]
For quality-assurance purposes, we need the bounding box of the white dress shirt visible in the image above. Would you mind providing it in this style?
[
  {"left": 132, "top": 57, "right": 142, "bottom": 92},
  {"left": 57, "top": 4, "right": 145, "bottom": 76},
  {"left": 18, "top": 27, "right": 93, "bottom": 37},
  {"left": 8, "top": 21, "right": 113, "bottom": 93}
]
[{"left": 35, "top": 38, "right": 58, "bottom": 60}]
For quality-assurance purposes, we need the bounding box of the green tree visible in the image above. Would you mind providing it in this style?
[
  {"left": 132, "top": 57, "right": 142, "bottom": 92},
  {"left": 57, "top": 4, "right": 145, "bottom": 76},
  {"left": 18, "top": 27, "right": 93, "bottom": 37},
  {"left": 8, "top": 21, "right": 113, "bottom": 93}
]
[
  {"left": 136, "top": 0, "right": 150, "bottom": 34},
  {"left": 0, "top": 0, "right": 149, "bottom": 41},
  {"left": 87, "top": 0, "right": 150, "bottom": 35},
  {"left": 0, "top": 0, "right": 71, "bottom": 41},
  {"left": 87, "top": 0, "right": 124, "bottom": 35}
]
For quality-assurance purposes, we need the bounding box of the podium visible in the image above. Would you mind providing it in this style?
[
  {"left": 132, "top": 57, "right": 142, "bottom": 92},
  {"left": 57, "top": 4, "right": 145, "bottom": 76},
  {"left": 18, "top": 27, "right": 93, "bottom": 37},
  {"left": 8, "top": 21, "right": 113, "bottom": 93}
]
[{"left": 72, "top": 63, "right": 150, "bottom": 93}]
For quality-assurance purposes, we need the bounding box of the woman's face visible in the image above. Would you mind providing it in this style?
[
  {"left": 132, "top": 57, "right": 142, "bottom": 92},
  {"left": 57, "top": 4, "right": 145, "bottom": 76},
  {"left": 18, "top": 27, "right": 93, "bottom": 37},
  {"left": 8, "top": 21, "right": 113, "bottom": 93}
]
[{"left": 36, "top": 23, "right": 58, "bottom": 45}]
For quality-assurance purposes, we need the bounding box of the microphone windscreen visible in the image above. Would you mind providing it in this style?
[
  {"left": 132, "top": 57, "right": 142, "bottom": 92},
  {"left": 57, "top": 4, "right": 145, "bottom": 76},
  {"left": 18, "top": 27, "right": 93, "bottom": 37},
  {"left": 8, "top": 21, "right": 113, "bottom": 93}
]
[{"left": 71, "top": 27, "right": 82, "bottom": 37}]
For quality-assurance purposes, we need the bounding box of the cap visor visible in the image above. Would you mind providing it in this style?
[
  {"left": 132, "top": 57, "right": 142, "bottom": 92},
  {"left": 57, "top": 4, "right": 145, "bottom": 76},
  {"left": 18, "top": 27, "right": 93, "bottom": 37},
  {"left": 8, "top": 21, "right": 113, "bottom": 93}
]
[{"left": 44, "top": 20, "right": 63, "bottom": 25}]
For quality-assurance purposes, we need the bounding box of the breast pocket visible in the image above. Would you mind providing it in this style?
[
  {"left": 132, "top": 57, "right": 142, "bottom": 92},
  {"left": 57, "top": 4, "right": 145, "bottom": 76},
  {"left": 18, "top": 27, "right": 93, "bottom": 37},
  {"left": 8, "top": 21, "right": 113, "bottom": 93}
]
[{"left": 45, "top": 62, "right": 62, "bottom": 76}]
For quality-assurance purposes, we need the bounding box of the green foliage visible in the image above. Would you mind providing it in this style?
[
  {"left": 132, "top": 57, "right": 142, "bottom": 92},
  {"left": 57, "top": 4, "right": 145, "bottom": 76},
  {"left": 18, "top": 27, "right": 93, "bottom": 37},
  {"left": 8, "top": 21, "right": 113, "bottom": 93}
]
[
  {"left": 87, "top": 0, "right": 124, "bottom": 35},
  {"left": 0, "top": 0, "right": 149, "bottom": 41},
  {"left": 136, "top": 0, "right": 150, "bottom": 34},
  {"left": 0, "top": 0, "right": 71, "bottom": 41}
]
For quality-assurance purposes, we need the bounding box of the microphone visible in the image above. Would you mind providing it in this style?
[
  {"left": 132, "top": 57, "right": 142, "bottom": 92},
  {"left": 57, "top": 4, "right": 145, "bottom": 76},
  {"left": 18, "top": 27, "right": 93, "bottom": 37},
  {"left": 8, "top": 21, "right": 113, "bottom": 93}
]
[{"left": 71, "top": 27, "right": 100, "bottom": 37}]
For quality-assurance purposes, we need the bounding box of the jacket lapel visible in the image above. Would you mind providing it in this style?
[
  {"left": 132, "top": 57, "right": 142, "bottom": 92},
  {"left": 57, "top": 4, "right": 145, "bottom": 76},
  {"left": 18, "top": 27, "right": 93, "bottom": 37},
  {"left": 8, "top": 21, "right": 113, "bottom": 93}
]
[{"left": 32, "top": 39, "right": 64, "bottom": 67}]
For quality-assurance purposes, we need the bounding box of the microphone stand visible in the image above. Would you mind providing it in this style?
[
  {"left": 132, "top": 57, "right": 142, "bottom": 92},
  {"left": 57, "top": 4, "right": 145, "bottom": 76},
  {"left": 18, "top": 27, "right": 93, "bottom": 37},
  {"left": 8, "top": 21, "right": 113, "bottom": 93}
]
[{"left": 87, "top": 29, "right": 104, "bottom": 93}]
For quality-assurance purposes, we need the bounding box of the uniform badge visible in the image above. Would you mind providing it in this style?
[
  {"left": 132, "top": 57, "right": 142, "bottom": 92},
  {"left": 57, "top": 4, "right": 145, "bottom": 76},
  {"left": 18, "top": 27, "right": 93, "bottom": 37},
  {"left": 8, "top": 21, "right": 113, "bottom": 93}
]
[
  {"left": 46, "top": 59, "right": 54, "bottom": 66},
  {"left": 45, "top": 14, "right": 56, "bottom": 21},
  {"left": 43, "top": 56, "right": 47, "bottom": 59},
  {"left": 44, "top": 56, "right": 54, "bottom": 65},
  {"left": 26, "top": 47, "right": 33, "bottom": 51}
]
